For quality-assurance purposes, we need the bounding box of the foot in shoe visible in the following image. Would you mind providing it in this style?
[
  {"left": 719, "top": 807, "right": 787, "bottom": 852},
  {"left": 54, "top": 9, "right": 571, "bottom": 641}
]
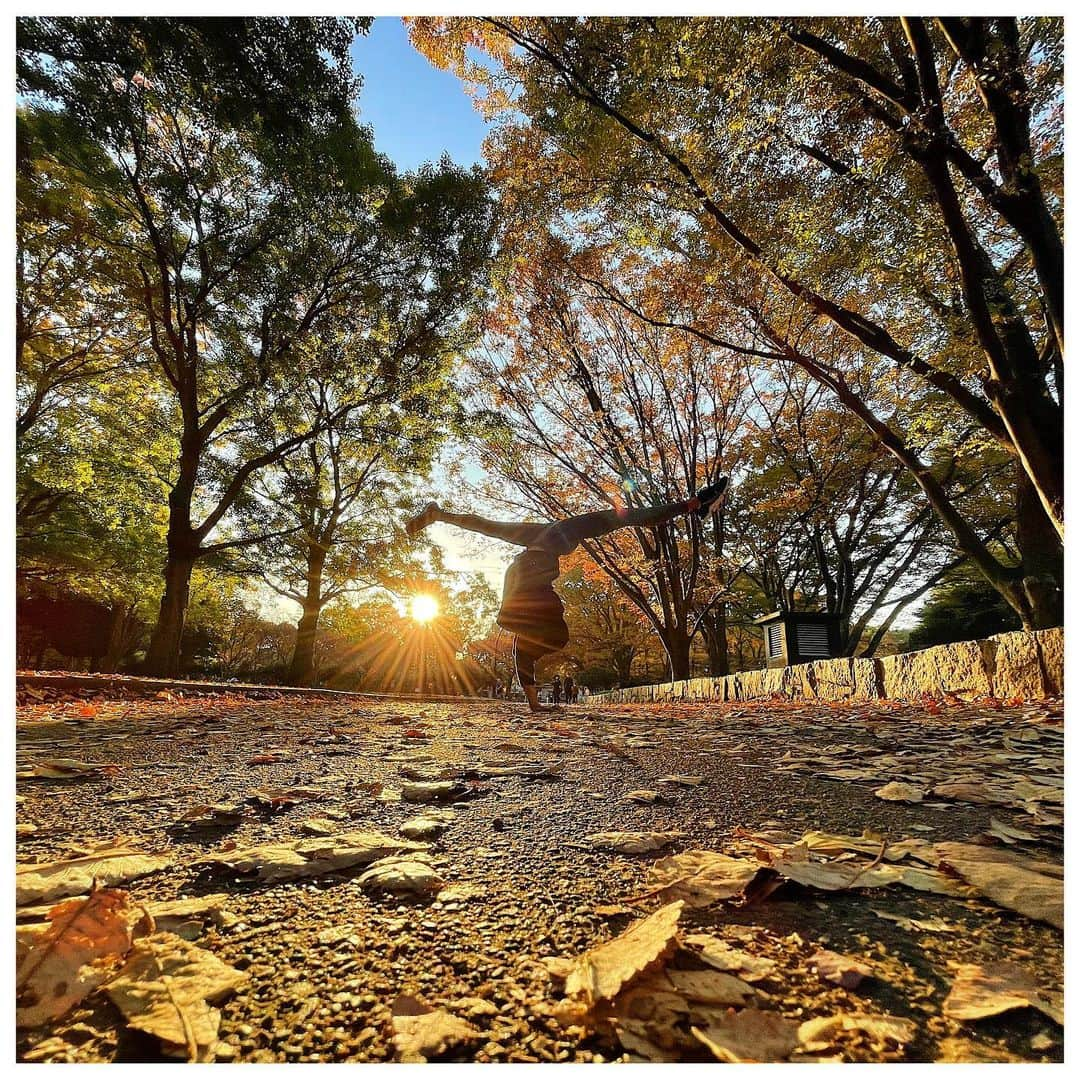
[
  {"left": 693, "top": 476, "right": 729, "bottom": 518},
  {"left": 405, "top": 501, "right": 440, "bottom": 538}
]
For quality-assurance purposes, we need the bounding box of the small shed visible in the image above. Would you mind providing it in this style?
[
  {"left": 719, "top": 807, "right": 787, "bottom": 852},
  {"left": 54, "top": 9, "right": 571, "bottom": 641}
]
[{"left": 754, "top": 610, "right": 843, "bottom": 669}]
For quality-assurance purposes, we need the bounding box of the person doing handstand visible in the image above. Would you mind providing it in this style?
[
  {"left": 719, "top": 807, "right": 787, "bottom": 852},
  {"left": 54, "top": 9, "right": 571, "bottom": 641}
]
[{"left": 404, "top": 478, "right": 728, "bottom": 712}]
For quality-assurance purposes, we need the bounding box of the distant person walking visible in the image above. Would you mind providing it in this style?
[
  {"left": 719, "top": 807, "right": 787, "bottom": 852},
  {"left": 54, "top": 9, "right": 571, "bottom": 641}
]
[
  {"left": 405, "top": 478, "right": 728, "bottom": 712},
  {"left": 552, "top": 673, "right": 563, "bottom": 706},
  {"left": 564, "top": 674, "right": 576, "bottom": 705}
]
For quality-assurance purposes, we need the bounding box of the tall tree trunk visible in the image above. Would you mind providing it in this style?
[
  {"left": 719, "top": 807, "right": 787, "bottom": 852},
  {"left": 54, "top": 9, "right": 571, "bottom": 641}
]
[
  {"left": 288, "top": 550, "right": 326, "bottom": 687},
  {"left": 100, "top": 603, "right": 134, "bottom": 673},
  {"left": 660, "top": 628, "right": 692, "bottom": 681},
  {"left": 145, "top": 549, "right": 196, "bottom": 676},
  {"left": 701, "top": 606, "right": 730, "bottom": 676},
  {"left": 612, "top": 644, "right": 636, "bottom": 687},
  {"left": 1014, "top": 467, "right": 1063, "bottom": 629}
]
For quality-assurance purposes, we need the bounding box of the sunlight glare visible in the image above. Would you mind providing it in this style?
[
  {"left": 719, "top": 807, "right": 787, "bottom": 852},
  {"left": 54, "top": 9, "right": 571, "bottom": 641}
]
[{"left": 409, "top": 594, "right": 440, "bottom": 624}]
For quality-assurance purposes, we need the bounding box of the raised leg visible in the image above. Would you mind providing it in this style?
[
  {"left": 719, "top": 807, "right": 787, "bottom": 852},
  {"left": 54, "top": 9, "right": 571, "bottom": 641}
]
[
  {"left": 436, "top": 509, "right": 550, "bottom": 548},
  {"left": 536, "top": 498, "right": 696, "bottom": 553}
]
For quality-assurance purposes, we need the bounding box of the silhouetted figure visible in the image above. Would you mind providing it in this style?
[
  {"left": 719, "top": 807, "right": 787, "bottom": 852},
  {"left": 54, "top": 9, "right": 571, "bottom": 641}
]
[{"left": 405, "top": 478, "right": 728, "bottom": 713}]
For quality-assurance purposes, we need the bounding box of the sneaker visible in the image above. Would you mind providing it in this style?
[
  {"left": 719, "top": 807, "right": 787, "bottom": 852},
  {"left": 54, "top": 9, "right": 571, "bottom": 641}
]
[
  {"left": 694, "top": 477, "right": 728, "bottom": 518},
  {"left": 405, "top": 501, "right": 440, "bottom": 538}
]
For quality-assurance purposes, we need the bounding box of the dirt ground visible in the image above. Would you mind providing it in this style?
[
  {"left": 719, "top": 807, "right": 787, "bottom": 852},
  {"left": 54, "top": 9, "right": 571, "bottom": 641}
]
[{"left": 15, "top": 683, "right": 1064, "bottom": 1063}]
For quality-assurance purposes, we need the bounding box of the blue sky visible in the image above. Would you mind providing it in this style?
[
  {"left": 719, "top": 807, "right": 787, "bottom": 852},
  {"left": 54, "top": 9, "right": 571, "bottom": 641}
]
[{"left": 351, "top": 18, "right": 489, "bottom": 171}]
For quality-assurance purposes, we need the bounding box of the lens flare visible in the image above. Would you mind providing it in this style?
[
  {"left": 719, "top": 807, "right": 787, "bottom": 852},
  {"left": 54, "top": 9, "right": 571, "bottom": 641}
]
[{"left": 409, "top": 594, "right": 440, "bottom": 624}]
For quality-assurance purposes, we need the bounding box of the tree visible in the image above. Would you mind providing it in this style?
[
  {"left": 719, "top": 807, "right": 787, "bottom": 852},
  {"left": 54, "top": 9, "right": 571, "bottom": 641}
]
[
  {"left": 726, "top": 363, "right": 1012, "bottom": 655},
  {"left": 412, "top": 16, "right": 1063, "bottom": 629},
  {"left": 557, "top": 554, "right": 652, "bottom": 686},
  {"left": 19, "top": 18, "right": 495, "bottom": 674},
  {"left": 248, "top": 355, "right": 459, "bottom": 686},
  {"left": 470, "top": 254, "right": 742, "bottom": 680},
  {"left": 906, "top": 573, "right": 1021, "bottom": 650}
]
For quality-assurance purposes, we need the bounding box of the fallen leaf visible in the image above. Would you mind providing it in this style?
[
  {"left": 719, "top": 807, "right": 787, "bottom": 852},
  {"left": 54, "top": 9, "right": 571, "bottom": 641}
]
[
  {"left": 587, "top": 831, "right": 686, "bottom": 854},
  {"left": 986, "top": 818, "right": 1040, "bottom": 845},
  {"left": 692, "top": 1009, "right": 800, "bottom": 1062},
  {"left": 300, "top": 817, "right": 340, "bottom": 836},
  {"left": 16, "top": 844, "right": 172, "bottom": 905},
  {"left": 247, "top": 786, "right": 324, "bottom": 810},
  {"left": 16, "top": 889, "right": 135, "bottom": 1027},
  {"left": 17, "top": 758, "right": 106, "bottom": 780},
  {"left": 943, "top": 962, "right": 1063, "bottom": 1025},
  {"left": 664, "top": 968, "right": 756, "bottom": 1005},
  {"left": 565, "top": 900, "right": 683, "bottom": 1005},
  {"left": 797, "top": 1013, "right": 916, "bottom": 1051},
  {"left": 196, "top": 831, "right": 427, "bottom": 885},
  {"left": 401, "top": 810, "right": 455, "bottom": 839},
  {"left": 657, "top": 774, "right": 705, "bottom": 786},
  {"left": 246, "top": 753, "right": 287, "bottom": 765},
  {"left": 809, "top": 949, "right": 873, "bottom": 989},
  {"left": 106, "top": 931, "right": 247, "bottom": 1061},
  {"left": 874, "top": 781, "right": 926, "bottom": 803},
  {"left": 357, "top": 853, "right": 445, "bottom": 895},
  {"left": 624, "top": 790, "right": 671, "bottom": 804},
  {"left": 644, "top": 850, "right": 761, "bottom": 907},
  {"left": 475, "top": 761, "right": 560, "bottom": 778},
  {"left": 934, "top": 842, "right": 1063, "bottom": 928},
  {"left": 401, "top": 781, "right": 469, "bottom": 803},
  {"left": 680, "top": 934, "right": 777, "bottom": 982},
  {"left": 869, "top": 908, "right": 958, "bottom": 934},
  {"left": 174, "top": 803, "right": 246, "bottom": 828},
  {"left": 391, "top": 995, "right": 480, "bottom": 1062}
]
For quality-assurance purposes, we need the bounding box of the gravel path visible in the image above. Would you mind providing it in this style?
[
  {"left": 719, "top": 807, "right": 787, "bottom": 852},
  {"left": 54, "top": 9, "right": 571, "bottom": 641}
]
[{"left": 15, "top": 687, "right": 1064, "bottom": 1063}]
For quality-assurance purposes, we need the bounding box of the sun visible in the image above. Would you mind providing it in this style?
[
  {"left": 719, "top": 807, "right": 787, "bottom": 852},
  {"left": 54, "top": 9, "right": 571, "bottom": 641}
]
[{"left": 409, "top": 594, "right": 440, "bottom": 625}]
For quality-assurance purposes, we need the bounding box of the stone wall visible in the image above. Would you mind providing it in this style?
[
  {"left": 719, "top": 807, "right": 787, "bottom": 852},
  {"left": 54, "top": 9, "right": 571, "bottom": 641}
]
[{"left": 592, "top": 627, "right": 1064, "bottom": 706}]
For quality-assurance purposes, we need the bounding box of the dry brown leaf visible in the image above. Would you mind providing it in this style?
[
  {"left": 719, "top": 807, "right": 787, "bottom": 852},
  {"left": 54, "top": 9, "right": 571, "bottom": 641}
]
[
  {"left": 809, "top": 949, "right": 873, "bottom": 989},
  {"left": 932, "top": 782, "right": 1012, "bottom": 805},
  {"left": 390, "top": 995, "right": 481, "bottom": 1062},
  {"left": 401, "top": 810, "right": 455, "bottom": 839},
  {"left": 196, "top": 831, "right": 427, "bottom": 885},
  {"left": 17, "top": 758, "right": 106, "bottom": 780},
  {"left": 16, "top": 844, "right": 172, "bottom": 905},
  {"left": 869, "top": 908, "right": 958, "bottom": 933},
  {"left": 987, "top": 818, "right": 1040, "bottom": 845},
  {"left": 934, "top": 842, "right": 1063, "bottom": 928},
  {"left": 769, "top": 845, "right": 965, "bottom": 896},
  {"left": 645, "top": 850, "right": 760, "bottom": 907},
  {"left": 174, "top": 803, "right": 246, "bottom": 828},
  {"left": 874, "top": 781, "right": 926, "bottom": 803},
  {"left": 680, "top": 934, "right": 777, "bottom": 982},
  {"left": 943, "top": 962, "right": 1063, "bottom": 1025},
  {"left": 797, "top": 1012, "right": 916, "bottom": 1050},
  {"left": 624, "top": 790, "right": 670, "bottom": 804},
  {"left": 401, "top": 780, "right": 468, "bottom": 803},
  {"left": 564, "top": 900, "right": 683, "bottom": 1005},
  {"left": 664, "top": 968, "right": 756, "bottom": 1006},
  {"left": 587, "top": 830, "right": 685, "bottom": 854},
  {"left": 106, "top": 931, "right": 247, "bottom": 1061},
  {"left": 16, "top": 889, "right": 135, "bottom": 1027},
  {"left": 692, "top": 1008, "right": 800, "bottom": 1062},
  {"left": 768, "top": 846, "right": 900, "bottom": 891},
  {"left": 794, "top": 829, "right": 885, "bottom": 857},
  {"left": 657, "top": 774, "right": 705, "bottom": 786},
  {"left": 610, "top": 977, "right": 697, "bottom": 1055},
  {"left": 247, "top": 786, "right": 324, "bottom": 809},
  {"left": 357, "top": 853, "right": 445, "bottom": 894},
  {"left": 138, "top": 896, "right": 238, "bottom": 938}
]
